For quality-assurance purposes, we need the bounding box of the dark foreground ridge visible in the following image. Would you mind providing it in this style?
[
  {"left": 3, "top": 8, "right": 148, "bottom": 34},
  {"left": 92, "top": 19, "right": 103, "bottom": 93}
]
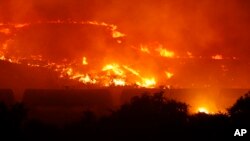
[{"left": 0, "top": 89, "right": 250, "bottom": 140}]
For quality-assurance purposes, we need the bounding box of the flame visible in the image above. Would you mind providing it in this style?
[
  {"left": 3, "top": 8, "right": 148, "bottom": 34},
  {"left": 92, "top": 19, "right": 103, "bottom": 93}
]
[
  {"left": 140, "top": 45, "right": 150, "bottom": 54},
  {"left": 78, "top": 74, "right": 97, "bottom": 84},
  {"left": 123, "top": 65, "right": 140, "bottom": 76},
  {"left": 165, "top": 71, "right": 174, "bottom": 79},
  {"left": 102, "top": 64, "right": 124, "bottom": 76},
  {"left": 82, "top": 57, "right": 88, "bottom": 65},
  {"left": 197, "top": 107, "right": 209, "bottom": 114},
  {"left": 113, "top": 79, "right": 126, "bottom": 86},
  {"left": 112, "top": 31, "right": 126, "bottom": 38},
  {"left": 212, "top": 54, "right": 223, "bottom": 60},
  {"left": 0, "top": 55, "right": 6, "bottom": 60},
  {"left": 0, "top": 20, "right": 125, "bottom": 40},
  {"left": 0, "top": 20, "right": 240, "bottom": 89},
  {"left": 136, "top": 78, "right": 156, "bottom": 88},
  {"left": 66, "top": 68, "right": 73, "bottom": 76},
  {"left": 156, "top": 47, "right": 175, "bottom": 58}
]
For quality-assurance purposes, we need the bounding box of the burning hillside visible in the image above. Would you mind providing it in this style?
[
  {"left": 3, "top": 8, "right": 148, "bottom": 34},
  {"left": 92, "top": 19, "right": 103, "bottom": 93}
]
[{"left": 0, "top": 20, "right": 250, "bottom": 89}]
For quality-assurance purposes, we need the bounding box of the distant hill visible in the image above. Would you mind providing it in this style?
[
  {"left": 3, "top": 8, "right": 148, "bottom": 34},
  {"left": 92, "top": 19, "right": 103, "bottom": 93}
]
[{"left": 0, "top": 60, "right": 82, "bottom": 100}]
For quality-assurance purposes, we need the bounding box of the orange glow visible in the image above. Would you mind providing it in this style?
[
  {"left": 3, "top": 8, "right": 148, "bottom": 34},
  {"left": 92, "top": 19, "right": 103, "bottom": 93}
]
[
  {"left": 0, "top": 55, "right": 5, "bottom": 60},
  {"left": 165, "top": 71, "right": 174, "bottom": 79},
  {"left": 123, "top": 65, "right": 140, "bottom": 76},
  {"left": 0, "top": 0, "right": 248, "bottom": 118},
  {"left": 187, "top": 51, "right": 194, "bottom": 58},
  {"left": 112, "top": 31, "right": 126, "bottom": 38},
  {"left": 156, "top": 47, "right": 175, "bottom": 58},
  {"left": 82, "top": 57, "right": 88, "bottom": 65},
  {"left": 14, "top": 23, "right": 29, "bottom": 28},
  {"left": 212, "top": 54, "right": 223, "bottom": 60},
  {"left": 102, "top": 64, "right": 124, "bottom": 76},
  {"left": 78, "top": 74, "right": 96, "bottom": 84},
  {"left": 0, "top": 19, "right": 248, "bottom": 91},
  {"left": 197, "top": 107, "right": 209, "bottom": 114},
  {"left": 113, "top": 79, "right": 126, "bottom": 86},
  {"left": 64, "top": 68, "right": 73, "bottom": 76},
  {"left": 136, "top": 78, "right": 156, "bottom": 88},
  {"left": 0, "top": 28, "right": 11, "bottom": 34},
  {"left": 140, "top": 45, "right": 150, "bottom": 54}
]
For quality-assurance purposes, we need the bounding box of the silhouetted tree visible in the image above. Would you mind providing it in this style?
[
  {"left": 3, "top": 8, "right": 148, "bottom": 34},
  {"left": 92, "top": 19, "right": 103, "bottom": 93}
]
[
  {"left": 100, "top": 92, "right": 189, "bottom": 140},
  {"left": 228, "top": 92, "right": 250, "bottom": 126},
  {"left": 0, "top": 102, "right": 9, "bottom": 131},
  {"left": 189, "top": 113, "right": 230, "bottom": 139},
  {"left": 0, "top": 102, "right": 27, "bottom": 140}
]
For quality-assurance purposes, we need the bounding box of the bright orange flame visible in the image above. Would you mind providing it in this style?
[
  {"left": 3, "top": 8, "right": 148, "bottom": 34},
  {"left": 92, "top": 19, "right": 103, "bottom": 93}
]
[
  {"left": 82, "top": 57, "right": 88, "bottom": 65},
  {"left": 78, "top": 74, "right": 97, "bottom": 84},
  {"left": 102, "top": 64, "right": 124, "bottom": 76},
  {"left": 165, "top": 71, "right": 174, "bottom": 79},
  {"left": 140, "top": 45, "right": 150, "bottom": 54},
  {"left": 156, "top": 47, "right": 175, "bottom": 58},
  {"left": 197, "top": 107, "right": 209, "bottom": 114},
  {"left": 136, "top": 78, "right": 156, "bottom": 88},
  {"left": 113, "top": 79, "right": 126, "bottom": 86},
  {"left": 112, "top": 31, "right": 126, "bottom": 38},
  {"left": 123, "top": 65, "right": 140, "bottom": 76}
]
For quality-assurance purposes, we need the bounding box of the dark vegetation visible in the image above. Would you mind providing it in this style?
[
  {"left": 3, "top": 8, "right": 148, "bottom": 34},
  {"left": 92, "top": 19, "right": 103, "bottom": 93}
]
[{"left": 1, "top": 91, "right": 250, "bottom": 140}]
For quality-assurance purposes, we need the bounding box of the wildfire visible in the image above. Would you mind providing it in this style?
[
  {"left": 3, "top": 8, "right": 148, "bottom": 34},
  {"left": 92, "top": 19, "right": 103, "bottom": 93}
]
[
  {"left": 0, "top": 20, "right": 240, "bottom": 89},
  {"left": 102, "top": 64, "right": 124, "bottom": 76},
  {"left": 212, "top": 54, "right": 223, "bottom": 60},
  {"left": 136, "top": 78, "right": 156, "bottom": 88},
  {"left": 82, "top": 57, "right": 88, "bottom": 65},
  {"left": 165, "top": 71, "right": 174, "bottom": 79},
  {"left": 156, "top": 47, "right": 175, "bottom": 58},
  {"left": 197, "top": 107, "right": 209, "bottom": 114},
  {"left": 0, "top": 20, "right": 126, "bottom": 41},
  {"left": 78, "top": 74, "right": 96, "bottom": 84},
  {"left": 113, "top": 79, "right": 126, "bottom": 86},
  {"left": 140, "top": 45, "right": 150, "bottom": 54}
]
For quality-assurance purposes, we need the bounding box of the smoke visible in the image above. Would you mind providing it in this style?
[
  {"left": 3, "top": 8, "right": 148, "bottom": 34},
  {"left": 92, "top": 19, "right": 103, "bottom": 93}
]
[
  {"left": 0, "top": 0, "right": 250, "bottom": 88},
  {"left": 1, "top": 0, "right": 249, "bottom": 57}
]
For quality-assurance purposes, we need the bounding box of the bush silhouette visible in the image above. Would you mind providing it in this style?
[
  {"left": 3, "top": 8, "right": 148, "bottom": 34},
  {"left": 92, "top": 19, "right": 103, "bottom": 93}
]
[
  {"left": 101, "top": 92, "right": 189, "bottom": 140},
  {"left": 228, "top": 92, "right": 250, "bottom": 126}
]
